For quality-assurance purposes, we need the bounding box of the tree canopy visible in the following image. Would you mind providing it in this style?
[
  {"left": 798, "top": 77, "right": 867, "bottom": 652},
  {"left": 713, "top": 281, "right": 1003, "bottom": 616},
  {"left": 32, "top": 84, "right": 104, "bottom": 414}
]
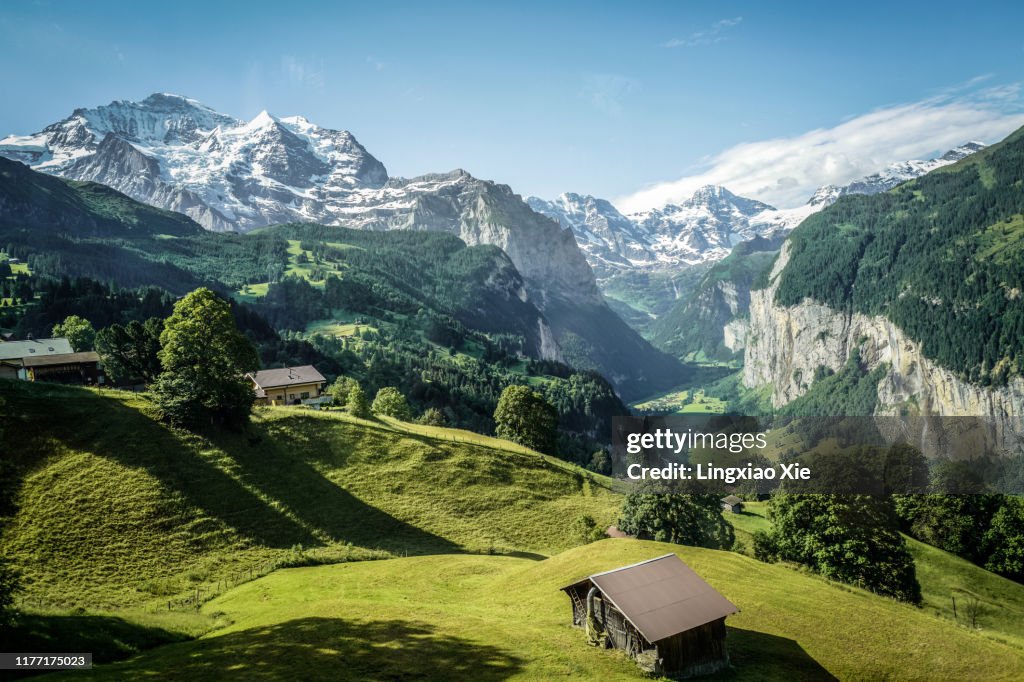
[
  {"left": 493, "top": 385, "right": 558, "bottom": 454},
  {"left": 618, "top": 483, "right": 734, "bottom": 550},
  {"left": 372, "top": 387, "right": 412, "bottom": 421},
  {"left": 52, "top": 314, "right": 95, "bottom": 351},
  {"left": 151, "top": 288, "right": 259, "bottom": 428},
  {"left": 755, "top": 493, "right": 921, "bottom": 603},
  {"left": 95, "top": 317, "right": 164, "bottom": 384}
]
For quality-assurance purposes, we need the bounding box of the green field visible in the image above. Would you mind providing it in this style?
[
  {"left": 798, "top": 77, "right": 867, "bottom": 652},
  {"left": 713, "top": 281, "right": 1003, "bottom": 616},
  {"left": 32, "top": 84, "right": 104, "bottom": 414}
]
[
  {"left": 631, "top": 387, "right": 727, "bottom": 414},
  {"left": 5, "top": 380, "right": 1024, "bottom": 679},
  {"left": 0, "top": 380, "right": 619, "bottom": 613},
  {"left": 60, "top": 540, "right": 1024, "bottom": 681},
  {"left": 232, "top": 238, "right": 355, "bottom": 302}
]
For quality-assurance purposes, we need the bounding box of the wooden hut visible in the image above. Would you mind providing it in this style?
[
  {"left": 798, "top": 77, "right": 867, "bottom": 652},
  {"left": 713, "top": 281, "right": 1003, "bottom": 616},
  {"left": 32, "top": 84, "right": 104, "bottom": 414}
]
[
  {"left": 561, "top": 554, "right": 738, "bottom": 678},
  {"left": 720, "top": 495, "right": 745, "bottom": 513}
]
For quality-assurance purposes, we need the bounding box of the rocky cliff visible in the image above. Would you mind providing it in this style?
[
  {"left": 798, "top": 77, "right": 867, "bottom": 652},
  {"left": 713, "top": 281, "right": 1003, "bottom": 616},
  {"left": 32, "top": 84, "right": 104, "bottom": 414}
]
[{"left": 744, "top": 242, "right": 1024, "bottom": 418}]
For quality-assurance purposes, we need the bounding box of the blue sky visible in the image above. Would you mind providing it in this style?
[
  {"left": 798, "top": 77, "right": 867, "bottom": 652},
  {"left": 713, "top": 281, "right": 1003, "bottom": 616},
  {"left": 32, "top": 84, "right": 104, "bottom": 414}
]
[{"left": 2, "top": 0, "right": 1023, "bottom": 208}]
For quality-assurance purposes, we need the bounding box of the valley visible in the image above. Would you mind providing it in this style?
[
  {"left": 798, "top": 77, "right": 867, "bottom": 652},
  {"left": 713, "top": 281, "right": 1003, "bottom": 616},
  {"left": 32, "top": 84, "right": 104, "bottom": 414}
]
[{"left": 1, "top": 75, "right": 1023, "bottom": 682}]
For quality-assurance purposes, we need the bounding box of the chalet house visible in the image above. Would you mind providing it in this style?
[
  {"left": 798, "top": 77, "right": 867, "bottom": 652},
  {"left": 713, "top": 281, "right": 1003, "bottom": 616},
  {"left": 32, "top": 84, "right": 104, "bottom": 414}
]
[
  {"left": 561, "top": 554, "right": 738, "bottom": 678},
  {"left": 248, "top": 365, "right": 327, "bottom": 405},
  {"left": 720, "top": 495, "right": 745, "bottom": 513},
  {"left": 0, "top": 337, "right": 105, "bottom": 385}
]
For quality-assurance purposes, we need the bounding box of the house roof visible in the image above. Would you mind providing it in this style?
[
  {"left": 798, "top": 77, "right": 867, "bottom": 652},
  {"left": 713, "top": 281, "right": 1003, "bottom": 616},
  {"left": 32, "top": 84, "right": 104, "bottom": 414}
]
[
  {"left": 248, "top": 365, "right": 326, "bottom": 390},
  {"left": 561, "top": 554, "right": 738, "bottom": 643},
  {"left": 0, "top": 337, "right": 74, "bottom": 360},
  {"left": 19, "top": 351, "right": 102, "bottom": 367},
  {"left": 721, "top": 495, "right": 744, "bottom": 506}
]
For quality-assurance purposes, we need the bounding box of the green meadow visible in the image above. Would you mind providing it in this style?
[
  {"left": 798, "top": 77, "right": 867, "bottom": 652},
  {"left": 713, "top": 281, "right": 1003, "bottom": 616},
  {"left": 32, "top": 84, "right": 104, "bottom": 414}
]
[{"left": 3, "top": 380, "right": 1024, "bottom": 679}]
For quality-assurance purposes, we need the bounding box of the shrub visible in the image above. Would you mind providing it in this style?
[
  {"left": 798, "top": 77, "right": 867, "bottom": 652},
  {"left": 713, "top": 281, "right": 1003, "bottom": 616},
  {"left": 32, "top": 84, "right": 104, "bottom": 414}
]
[{"left": 372, "top": 387, "right": 411, "bottom": 420}]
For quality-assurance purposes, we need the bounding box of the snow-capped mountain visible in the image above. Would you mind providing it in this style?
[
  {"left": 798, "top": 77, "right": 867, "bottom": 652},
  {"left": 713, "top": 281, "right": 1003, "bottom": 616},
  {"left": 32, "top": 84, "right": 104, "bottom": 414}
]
[
  {"left": 0, "top": 93, "right": 685, "bottom": 398},
  {"left": 529, "top": 143, "right": 986, "bottom": 281},
  {"left": 529, "top": 185, "right": 790, "bottom": 279},
  {"left": 808, "top": 142, "right": 985, "bottom": 207},
  {"left": 525, "top": 193, "right": 658, "bottom": 276},
  {"left": 0, "top": 93, "right": 389, "bottom": 231}
]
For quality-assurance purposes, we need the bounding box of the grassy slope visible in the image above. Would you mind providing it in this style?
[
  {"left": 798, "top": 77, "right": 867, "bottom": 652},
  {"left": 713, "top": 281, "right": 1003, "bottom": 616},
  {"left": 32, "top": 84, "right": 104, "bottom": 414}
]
[
  {"left": 730, "top": 501, "right": 1024, "bottom": 649},
  {"left": 75, "top": 540, "right": 1024, "bottom": 681},
  {"left": 6, "top": 381, "right": 1024, "bottom": 679},
  {"left": 0, "top": 380, "right": 618, "bottom": 610}
]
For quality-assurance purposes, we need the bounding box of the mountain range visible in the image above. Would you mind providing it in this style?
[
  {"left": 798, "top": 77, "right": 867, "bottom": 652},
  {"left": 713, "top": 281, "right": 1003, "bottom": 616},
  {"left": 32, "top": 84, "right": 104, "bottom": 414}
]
[
  {"left": 528, "top": 142, "right": 985, "bottom": 279},
  {"left": 0, "top": 93, "right": 685, "bottom": 399}
]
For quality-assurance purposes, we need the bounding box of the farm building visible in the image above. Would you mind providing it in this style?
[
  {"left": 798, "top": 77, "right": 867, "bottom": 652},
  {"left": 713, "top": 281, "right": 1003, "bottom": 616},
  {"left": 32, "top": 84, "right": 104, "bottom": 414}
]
[
  {"left": 561, "top": 553, "right": 738, "bottom": 678},
  {"left": 0, "top": 337, "right": 104, "bottom": 385},
  {"left": 248, "top": 365, "right": 327, "bottom": 406},
  {"left": 720, "top": 495, "right": 744, "bottom": 513},
  {"left": 0, "top": 337, "right": 73, "bottom": 360}
]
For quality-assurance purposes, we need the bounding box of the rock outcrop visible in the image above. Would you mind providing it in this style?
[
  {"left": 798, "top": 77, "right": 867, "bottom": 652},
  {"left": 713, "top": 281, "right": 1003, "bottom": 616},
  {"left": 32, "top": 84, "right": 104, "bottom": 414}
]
[{"left": 744, "top": 242, "right": 1024, "bottom": 418}]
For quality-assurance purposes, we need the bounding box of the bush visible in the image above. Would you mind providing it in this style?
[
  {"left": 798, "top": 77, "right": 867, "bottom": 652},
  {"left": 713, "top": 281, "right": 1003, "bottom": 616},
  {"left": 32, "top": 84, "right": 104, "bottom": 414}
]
[
  {"left": 347, "top": 384, "right": 371, "bottom": 419},
  {"left": 571, "top": 514, "right": 606, "bottom": 545},
  {"left": 417, "top": 407, "right": 446, "bottom": 427},
  {"left": 618, "top": 482, "right": 734, "bottom": 550},
  {"left": 372, "top": 387, "right": 412, "bottom": 420},
  {"left": 760, "top": 493, "right": 921, "bottom": 603},
  {"left": 752, "top": 529, "right": 778, "bottom": 563},
  {"left": 326, "top": 376, "right": 358, "bottom": 407}
]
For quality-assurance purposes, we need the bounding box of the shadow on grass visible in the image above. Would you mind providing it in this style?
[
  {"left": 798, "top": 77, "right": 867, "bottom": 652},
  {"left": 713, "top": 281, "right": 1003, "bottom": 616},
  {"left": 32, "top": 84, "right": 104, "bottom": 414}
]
[
  {"left": 212, "top": 419, "right": 461, "bottom": 556},
  {"left": 2, "top": 381, "right": 457, "bottom": 554},
  {"left": 99, "top": 616, "right": 523, "bottom": 681},
  {"left": 0, "top": 613, "right": 188, "bottom": 680},
  {"left": 712, "top": 626, "right": 838, "bottom": 681}
]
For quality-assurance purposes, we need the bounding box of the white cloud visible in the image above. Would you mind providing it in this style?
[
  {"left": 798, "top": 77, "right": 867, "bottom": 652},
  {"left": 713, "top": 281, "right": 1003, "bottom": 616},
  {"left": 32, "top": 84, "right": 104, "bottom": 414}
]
[
  {"left": 662, "top": 16, "right": 742, "bottom": 48},
  {"left": 615, "top": 86, "right": 1024, "bottom": 213}
]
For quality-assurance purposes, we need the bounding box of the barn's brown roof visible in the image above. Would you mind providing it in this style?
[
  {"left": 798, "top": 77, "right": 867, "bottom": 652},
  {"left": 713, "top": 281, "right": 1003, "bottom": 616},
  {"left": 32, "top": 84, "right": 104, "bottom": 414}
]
[
  {"left": 561, "top": 554, "right": 738, "bottom": 643},
  {"left": 248, "top": 365, "right": 326, "bottom": 390}
]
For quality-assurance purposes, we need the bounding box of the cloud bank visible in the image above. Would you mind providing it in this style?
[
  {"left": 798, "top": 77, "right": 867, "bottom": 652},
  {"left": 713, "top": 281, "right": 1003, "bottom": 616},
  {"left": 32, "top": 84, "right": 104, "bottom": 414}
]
[{"left": 615, "top": 86, "right": 1024, "bottom": 213}]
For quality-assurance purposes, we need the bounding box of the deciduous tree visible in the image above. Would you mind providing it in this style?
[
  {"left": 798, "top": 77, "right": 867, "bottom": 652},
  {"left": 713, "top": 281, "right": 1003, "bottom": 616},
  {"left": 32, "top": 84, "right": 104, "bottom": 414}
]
[
  {"left": 52, "top": 314, "right": 95, "bottom": 351},
  {"left": 151, "top": 288, "right": 259, "bottom": 428},
  {"left": 493, "top": 385, "right": 558, "bottom": 454}
]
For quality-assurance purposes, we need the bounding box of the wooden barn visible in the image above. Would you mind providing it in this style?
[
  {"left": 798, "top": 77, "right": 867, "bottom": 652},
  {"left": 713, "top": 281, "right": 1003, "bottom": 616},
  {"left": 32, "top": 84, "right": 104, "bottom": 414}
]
[
  {"left": 720, "top": 495, "right": 745, "bottom": 513},
  {"left": 561, "top": 554, "right": 738, "bottom": 678}
]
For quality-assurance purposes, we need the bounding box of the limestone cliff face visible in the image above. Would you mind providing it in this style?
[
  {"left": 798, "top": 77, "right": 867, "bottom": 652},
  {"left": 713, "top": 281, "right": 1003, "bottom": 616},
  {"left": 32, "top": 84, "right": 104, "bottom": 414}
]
[{"left": 744, "top": 242, "right": 1024, "bottom": 417}]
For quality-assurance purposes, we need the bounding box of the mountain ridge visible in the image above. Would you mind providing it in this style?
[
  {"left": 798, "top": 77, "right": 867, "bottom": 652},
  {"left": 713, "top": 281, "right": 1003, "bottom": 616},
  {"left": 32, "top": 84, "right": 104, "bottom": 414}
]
[
  {"left": 1, "top": 94, "right": 685, "bottom": 399},
  {"left": 529, "top": 143, "right": 986, "bottom": 282}
]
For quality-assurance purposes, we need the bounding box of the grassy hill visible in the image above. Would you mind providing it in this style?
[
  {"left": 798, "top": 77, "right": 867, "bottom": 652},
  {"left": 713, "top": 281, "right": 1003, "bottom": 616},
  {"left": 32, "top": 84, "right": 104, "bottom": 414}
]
[
  {"left": 730, "top": 501, "right": 1024, "bottom": 649},
  {"left": 56, "top": 540, "right": 1024, "bottom": 681},
  {"left": 0, "top": 380, "right": 618, "bottom": 612},
  {"left": 5, "top": 381, "right": 1024, "bottom": 678}
]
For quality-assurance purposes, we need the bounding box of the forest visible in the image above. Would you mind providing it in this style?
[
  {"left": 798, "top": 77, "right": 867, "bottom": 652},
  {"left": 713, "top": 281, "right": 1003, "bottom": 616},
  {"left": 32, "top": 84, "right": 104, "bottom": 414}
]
[{"left": 774, "top": 128, "right": 1024, "bottom": 386}]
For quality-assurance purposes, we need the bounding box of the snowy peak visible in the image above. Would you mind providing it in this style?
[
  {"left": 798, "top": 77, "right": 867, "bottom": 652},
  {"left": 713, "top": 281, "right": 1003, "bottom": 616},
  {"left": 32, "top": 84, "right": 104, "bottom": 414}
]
[
  {"left": 75, "top": 92, "right": 240, "bottom": 146},
  {"left": 531, "top": 142, "right": 987, "bottom": 279},
  {"left": 526, "top": 193, "right": 655, "bottom": 275},
  {"left": 243, "top": 110, "right": 281, "bottom": 132},
  {"left": 940, "top": 141, "right": 986, "bottom": 162},
  {"left": 808, "top": 142, "right": 988, "bottom": 208},
  {"left": 0, "top": 93, "right": 389, "bottom": 229}
]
